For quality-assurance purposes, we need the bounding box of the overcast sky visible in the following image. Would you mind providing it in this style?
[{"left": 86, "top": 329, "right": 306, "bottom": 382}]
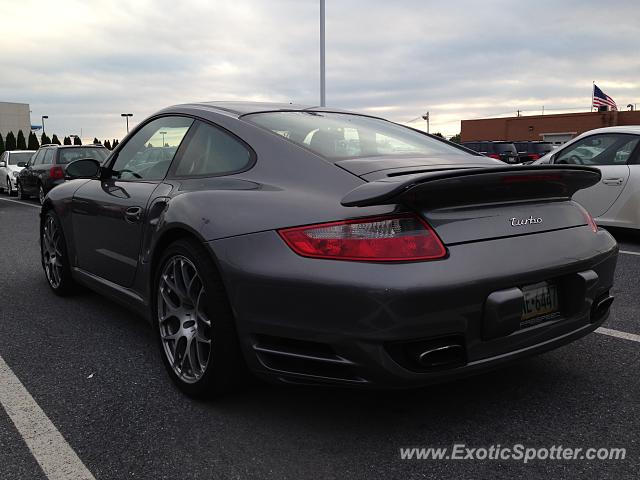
[{"left": 2, "top": 0, "right": 639, "bottom": 141}]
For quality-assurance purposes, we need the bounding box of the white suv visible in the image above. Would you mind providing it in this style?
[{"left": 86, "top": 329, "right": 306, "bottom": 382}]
[{"left": 0, "top": 150, "right": 35, "bottom": 196}]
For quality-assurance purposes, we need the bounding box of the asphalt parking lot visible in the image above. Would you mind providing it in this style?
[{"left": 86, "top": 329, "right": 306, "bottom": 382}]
[{"left": 0, "top": 196, "right": 638, "bottom": 480}]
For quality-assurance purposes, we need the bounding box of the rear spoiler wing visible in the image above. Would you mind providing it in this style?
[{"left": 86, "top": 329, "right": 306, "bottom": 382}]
[{"left": 341, "top": 165, "right": 601, "bottom": 208}]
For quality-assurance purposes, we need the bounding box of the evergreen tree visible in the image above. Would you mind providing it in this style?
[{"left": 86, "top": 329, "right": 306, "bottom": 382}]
[
  {"left": 112, "top": 139, "right": 119, "bottom": 149},
  {"left": 433, "top": 132, "right": 444, "bottom": 139},
  {"left": 16, "top": 130, "right": 27, "bottom": 149},
  {"left": 93, "top": 137, "right": 101, "bottom": 145},
  {"left": 104, "top": 139, "right": 112, "bottom": 150},
  {"left": 73, "top": 136, "right": 82, "bottom": 145},
  {"left": 41, "top": 133, "right": 51, "bottom": 145},
  {"left": 0, "top": 133, "right": 4, "bottom": 155},
  {"left": 51, "top": 134, "right": 61, "bottom": 145},
  {"left": 63, "top": 136, "right": 71, "bottom": 145},
  {"left": 28, "top": 132, "right": 40, "bottom": 150},
  {"left": 449, "top": 133, "right": 461, "bottom": 144},
  {"left": 5, "top": 131, "right": 17, "bottom": 151}
]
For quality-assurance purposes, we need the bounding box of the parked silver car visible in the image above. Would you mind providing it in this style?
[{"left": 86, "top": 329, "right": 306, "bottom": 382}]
[{"left": 0, "top": 150, "right": 35, "bottom": 195}]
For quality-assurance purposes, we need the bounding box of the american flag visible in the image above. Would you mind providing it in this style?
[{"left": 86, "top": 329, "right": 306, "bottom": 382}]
[{"left": 593, "top": 84, "right": 617, "bottom": 111}]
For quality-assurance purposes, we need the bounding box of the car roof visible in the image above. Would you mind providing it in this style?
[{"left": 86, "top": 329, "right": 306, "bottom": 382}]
[
  {"left": 6, "top": 150, "right": 35, "bottom": 153},
  {"left": 173, "top": 101, "right": 357, "bottom": 118},
  {"left": 575, "top": 125, "right": 640, "bottom": 135},
  {"left": 41, "top": 144, "right": 106, "bottom": 148}
]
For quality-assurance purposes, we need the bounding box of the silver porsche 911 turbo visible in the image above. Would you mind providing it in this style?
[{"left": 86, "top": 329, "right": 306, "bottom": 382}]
[{"left": 40, "top": 102, "right": 618, "bottom": 397}]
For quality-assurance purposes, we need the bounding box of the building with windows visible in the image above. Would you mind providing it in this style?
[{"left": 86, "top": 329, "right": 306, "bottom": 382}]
[
  {"left": 0, "top": 101, "right": 31, "bottom": 138},
  {"left": 461, "top": 110, "right": 640, "bottom": 145}
]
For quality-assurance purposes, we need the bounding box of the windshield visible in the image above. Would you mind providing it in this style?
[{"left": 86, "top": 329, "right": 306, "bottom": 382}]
[
  {"left": 58, "top": 147, "right": 109, "bottom": 164},
  {"left": 245, "top": 111, "right": 469, "bottom": 160},
  {"left": 8, "top": 152, "right": 34, "bottom": 165}
]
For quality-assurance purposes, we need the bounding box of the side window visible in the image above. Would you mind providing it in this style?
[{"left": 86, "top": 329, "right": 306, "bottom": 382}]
[
  {"left": 555, "top": 134, "right": 640, "bottom": 166},
  {"left": 42, "top": 149, "right": 55, "bottom": 165},
  {"left": 110, "top": 116, "right": 193, "bottom": 181},
  {"left": 32, "top": 150, "right": 45, "bottom": 165},
  {"left": 173, "top": 121, "right": 252, "bottom": 177}
]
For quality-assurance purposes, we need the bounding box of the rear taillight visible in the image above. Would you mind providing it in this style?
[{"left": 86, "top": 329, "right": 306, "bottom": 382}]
[
  {"left": 582, "top": 208, "right": 598, "bottom": 233},
  {"left": 50, "top": 166, "right": 64, "bottom": 179},
  {"left": 278, "top": 214, "right": 447, "bottom": 262},
  {"left": 528, "top": 153, "right": 541, "bottom": 160},
  {"left": 487, "top": 154, "right": 502, "bottom": 160}
]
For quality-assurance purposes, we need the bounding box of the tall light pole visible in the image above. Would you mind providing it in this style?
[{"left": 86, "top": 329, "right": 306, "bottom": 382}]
[
  {"left": 320, "top": 0, "right": 326, "bottom": 106},
  {"left": 159, "top": 131, "right": 167, "bottom": 147},
  {"left": 41, "top": 115, "right": 49, "bottom": 137},
  {"left": 121, "top": 113, "right": 133, "bottom": 134},
  {"left": 422, "top": 112, "right": 430, "bottom": 134}
]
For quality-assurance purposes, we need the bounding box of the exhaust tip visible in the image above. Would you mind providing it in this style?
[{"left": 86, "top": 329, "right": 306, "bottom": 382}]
[
  {"left": 418, "top": 344, "right": 466, "bottom": 368},
  {"left": 592, "top": 295, "right": 614, "bottom": 322}
]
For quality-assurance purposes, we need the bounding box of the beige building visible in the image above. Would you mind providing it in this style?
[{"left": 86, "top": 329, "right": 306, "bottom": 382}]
[{"left": 0, "top": 101, "right": 31, "bottom": 138}]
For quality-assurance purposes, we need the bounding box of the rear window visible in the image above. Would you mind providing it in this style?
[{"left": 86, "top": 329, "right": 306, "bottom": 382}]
[
  {"left": 534, "top": 143, "right": 553, "bottom": 154},
  {"left": 58, "top": 147, "right": 108, "bottom": 164},
  {"left": 8, "top": 152, "right": 34, "bottom": 165},
  {"left": 494, "top": 143, "right": 517, "bottom": 153},
  {"left": 245, "top": 111, "right": 471, "bottom": 160}
]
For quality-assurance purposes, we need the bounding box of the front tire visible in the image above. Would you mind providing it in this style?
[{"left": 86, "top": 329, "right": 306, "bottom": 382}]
[
  {"left": 38, "top": 184, "right": 46, "bottom": 205},
  {"left": 153, "top": 239, "right": 243, "bottom": 398},
  {"left": 41, "top": 211, "right": 76, "bottom": 296},
  {"left": 7, "top": 178, "right": 15, "bottom": 196}
]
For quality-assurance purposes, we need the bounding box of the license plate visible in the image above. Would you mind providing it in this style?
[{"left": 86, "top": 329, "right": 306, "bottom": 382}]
[{"left": 522, "top": 282, "right": 559, "bottom": 321}]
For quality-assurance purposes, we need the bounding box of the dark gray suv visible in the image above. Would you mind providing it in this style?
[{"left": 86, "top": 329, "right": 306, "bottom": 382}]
[{"left": 17, "top": 144, "right": 108, "bottom": 203}]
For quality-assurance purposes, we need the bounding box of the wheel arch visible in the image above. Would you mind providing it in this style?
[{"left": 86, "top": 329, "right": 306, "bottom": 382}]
[{"left": 148, "top": 225, "right": 225, "bottom": 288}]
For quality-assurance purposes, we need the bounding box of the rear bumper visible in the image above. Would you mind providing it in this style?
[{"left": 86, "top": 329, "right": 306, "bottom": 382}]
[{"left": 210, "top": 226, "right": 618, "bottom": 387}]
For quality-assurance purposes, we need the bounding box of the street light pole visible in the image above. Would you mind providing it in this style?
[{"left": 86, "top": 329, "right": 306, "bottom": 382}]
[
  {"left": 41, "top": 115, "right": 49, "bottom": 137},
  {"left": 320, "top": 0, "right": 326, "bottom": 107},
  {"left": 121, "top": 113, "right": 133, "bottom": 134},
  {"left": 159, "top": 131, "right": 167, "bottom": 147}
]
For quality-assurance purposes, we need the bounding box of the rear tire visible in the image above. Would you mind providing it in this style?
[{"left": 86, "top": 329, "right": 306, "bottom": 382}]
[
  {"left": 38, "top": 184, "right": 46, "bottom": 205},
  {"left": 7, "top": 178, "right": 15, "bottom": 196},
  {"left": 41, "top": 211, "right": 76, "bottom": 296},
  {"left": 153, "top": 239, "right": 244, "bottom": 398}
]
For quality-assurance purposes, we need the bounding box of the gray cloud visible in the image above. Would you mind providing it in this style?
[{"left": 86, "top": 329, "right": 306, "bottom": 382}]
[{"left": 2, "top": 0, "right": 638, "bottom": 140}]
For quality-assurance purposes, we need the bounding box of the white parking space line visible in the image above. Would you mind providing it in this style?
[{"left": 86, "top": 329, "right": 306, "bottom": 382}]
[
  {"left": 0, "top": 197, "right": 40, "bottom": 209},
  {"left": 0, "top": 355, "right": 96, "bottom": 480},
  {"left": 620, "top": 250, "right": 640, "bottom": 256},
  {"left": 596, "top": 327, "right": 640, "bottom": 343}
]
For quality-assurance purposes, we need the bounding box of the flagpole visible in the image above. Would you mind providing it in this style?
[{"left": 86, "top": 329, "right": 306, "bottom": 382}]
[{"left": 591, "top": 81, "right": 594, "bottom": 112}]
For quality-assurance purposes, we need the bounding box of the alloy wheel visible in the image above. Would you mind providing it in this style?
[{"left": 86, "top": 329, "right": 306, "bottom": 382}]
[
  {"left": 157, "top": 255, "right": 212, "bottom": 384},
  {"left": 7, "top": 179, "right": 12, "bottom": 195},
  {"left": 42, "top": 215, "right": 64, "bottom": 288},
  {"left": 39, "top": 185, "right": 45, "bottom": 204}
]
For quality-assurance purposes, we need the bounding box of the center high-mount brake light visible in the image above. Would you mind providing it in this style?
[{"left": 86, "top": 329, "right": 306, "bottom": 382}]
[{"left": 278, "top": 214, "right": 447, "bottom": 262}]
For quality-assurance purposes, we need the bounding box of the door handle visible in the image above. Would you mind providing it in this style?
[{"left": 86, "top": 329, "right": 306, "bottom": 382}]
[
  {"left": 602, "top": 178, "right": 623, "bottom": 186},
  {"left": 124, "top": 206, "right": 143, "bottom": 223}
]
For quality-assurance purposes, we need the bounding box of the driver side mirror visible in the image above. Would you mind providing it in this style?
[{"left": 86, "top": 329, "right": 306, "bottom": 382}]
[
  {"left": 17, "top": 161, "right": 27, "bottom": 167},
  {"left": 0, "top": 161, "right": 6, "bottom": 168},
  {"left": 65, "top": 158, "right": 101, "bottom": 179}
]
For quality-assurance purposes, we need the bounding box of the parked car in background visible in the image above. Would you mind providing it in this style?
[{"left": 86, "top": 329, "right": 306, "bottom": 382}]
[
  {"left": 16, "top": 144, "right": 109, "bottom": 203},
  {"left": 0, "top": 150, "right": 35, "bottom": 196},
  {"left": 462, "top": 141, "right": 519, "bottom": 163},
  {"left": 40, "top": 102, "right": 616, "bottom": 397},
  {"left": 533, "top": 126, "right": 640, "bottom": 230},
  {"left": 514, "top": 141, "right": 554, "bottom": 163}
]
